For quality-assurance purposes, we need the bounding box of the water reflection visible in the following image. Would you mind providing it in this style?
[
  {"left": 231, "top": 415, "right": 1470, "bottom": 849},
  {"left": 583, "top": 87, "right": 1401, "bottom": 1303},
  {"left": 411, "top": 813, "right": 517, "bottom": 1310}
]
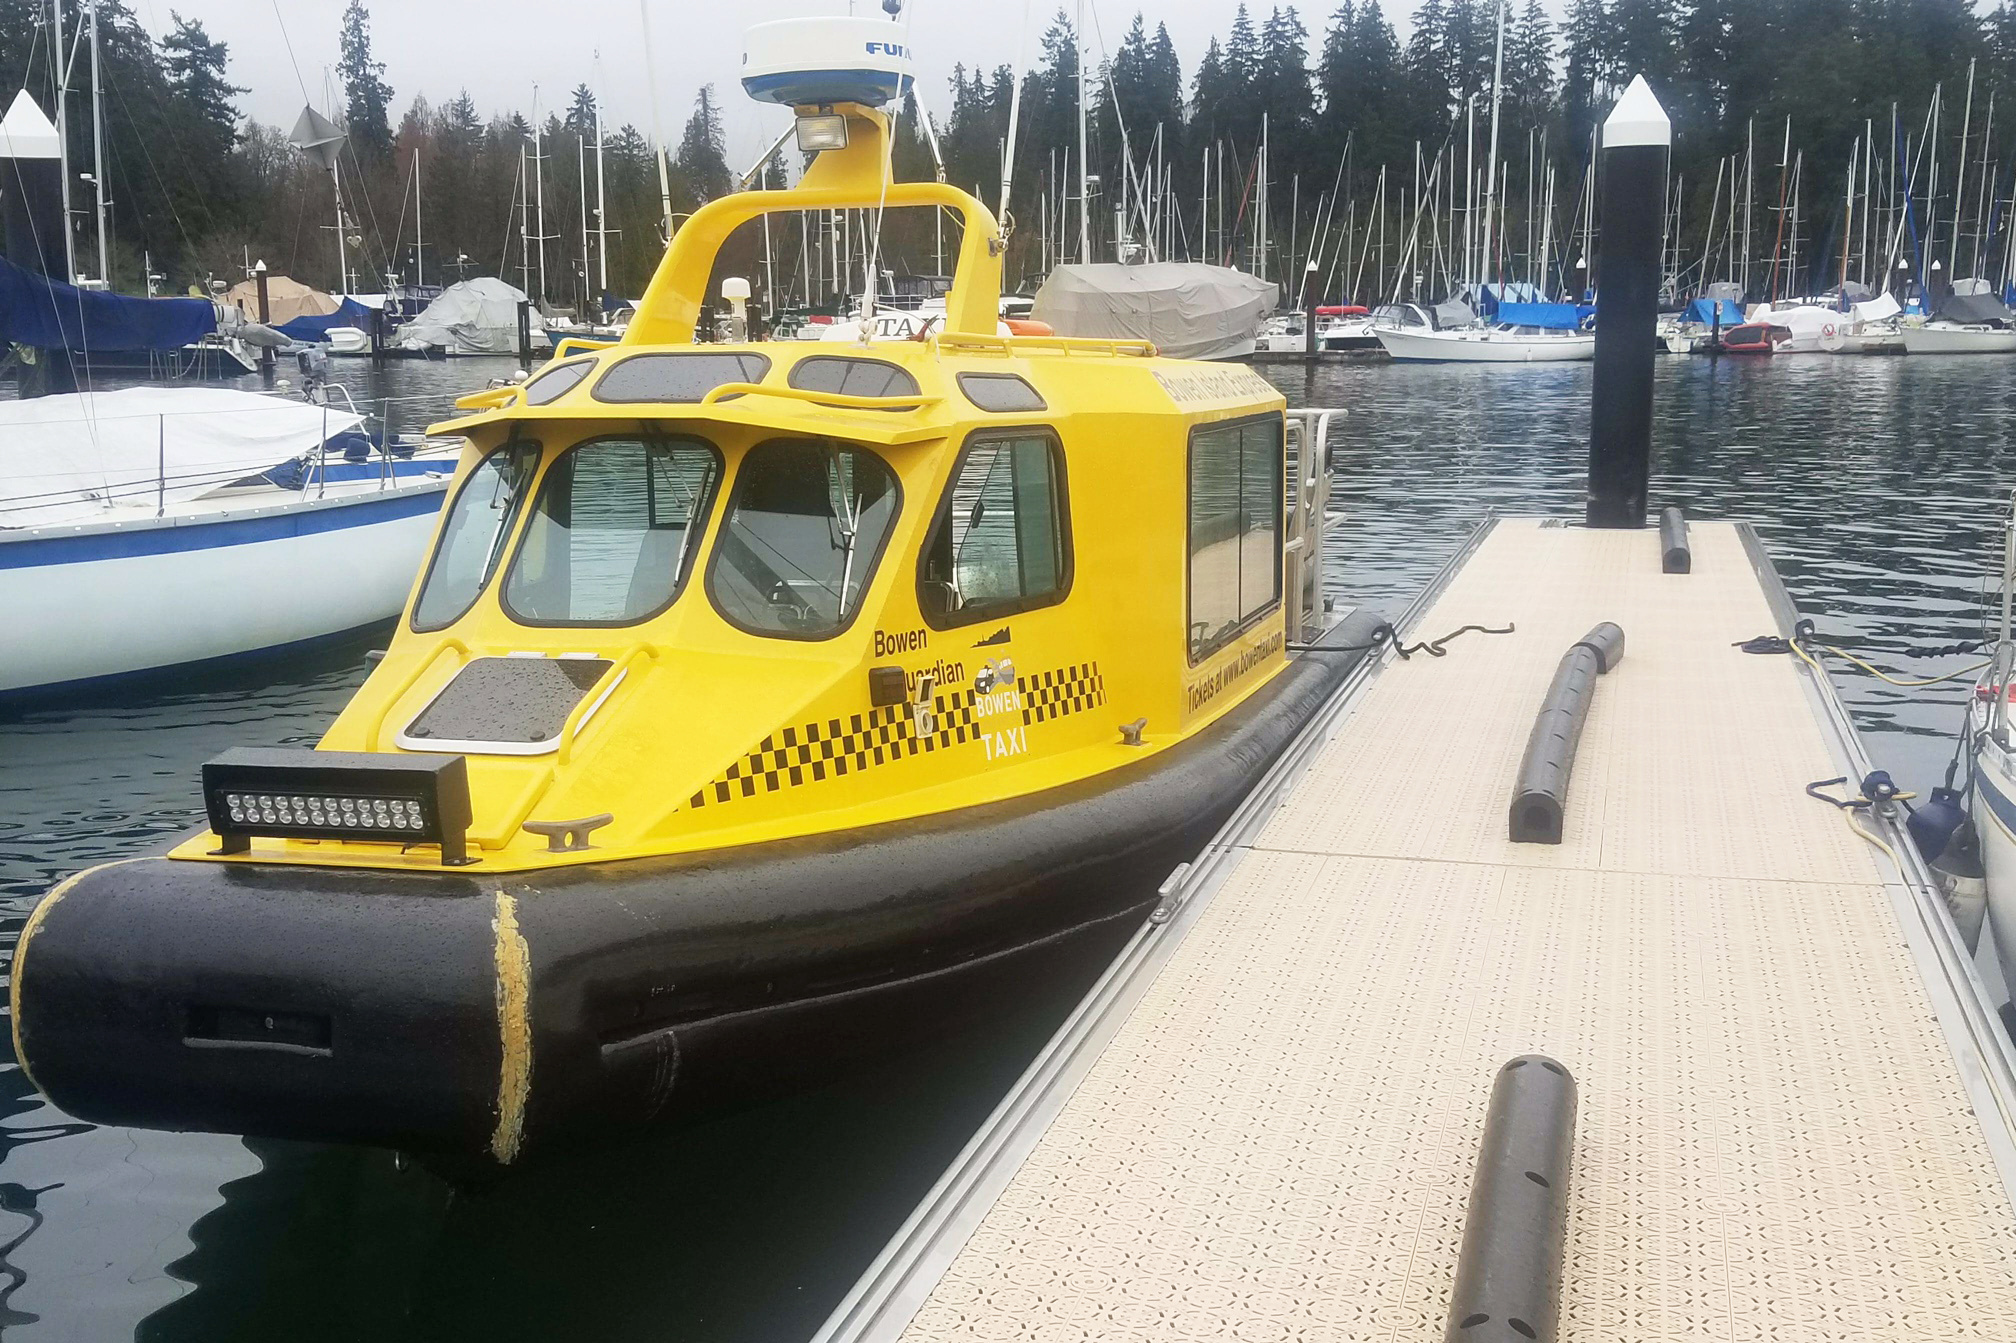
[{"left": 0, "top": 353, "right": 2013, "bottom": 1337}]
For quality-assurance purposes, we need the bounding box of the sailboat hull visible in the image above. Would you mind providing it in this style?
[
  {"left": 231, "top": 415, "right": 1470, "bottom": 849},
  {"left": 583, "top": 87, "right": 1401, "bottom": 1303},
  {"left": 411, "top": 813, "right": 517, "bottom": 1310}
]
[
  {"left": 1375, "top": 326, "right": 1595, "bottom": 363},
  {"left": 1901, "top": 324, "right": 2016, "bottom": 354}
]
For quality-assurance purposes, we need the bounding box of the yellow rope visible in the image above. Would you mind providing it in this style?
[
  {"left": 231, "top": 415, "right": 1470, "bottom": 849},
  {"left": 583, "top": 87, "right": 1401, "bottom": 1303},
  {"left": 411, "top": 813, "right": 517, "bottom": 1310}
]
[
  {"left": 1799, "top": 639, "right": 1992, "bottom": 688},
  {"left": 1843, "top": 808, "right": 1901, "bottom": 863}
]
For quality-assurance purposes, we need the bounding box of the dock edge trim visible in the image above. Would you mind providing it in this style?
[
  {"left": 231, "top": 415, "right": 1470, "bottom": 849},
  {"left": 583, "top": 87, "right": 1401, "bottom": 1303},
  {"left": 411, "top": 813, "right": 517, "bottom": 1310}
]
[
  {"left": 806, "top": 517, "right": 1502, "bottom": 1343},
  {"left": 1739, "top": 522, "right": 2016, "bottom": 1211}
]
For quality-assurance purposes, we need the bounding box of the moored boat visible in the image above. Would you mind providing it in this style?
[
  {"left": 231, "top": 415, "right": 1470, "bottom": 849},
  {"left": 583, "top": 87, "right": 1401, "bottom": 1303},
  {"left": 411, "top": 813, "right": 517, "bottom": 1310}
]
[
  {"left": 10, "top": 20, "right": 1374, "bottom": 1166},
  {"left": 1375, "top": 321, "right": 1594, "bottom": 362},
  {"left": 1901, "top": 288, "right": 2016, "bottom": 354},
  {"left": 0, "top": 386, "right": 461, "bottom": 696}
]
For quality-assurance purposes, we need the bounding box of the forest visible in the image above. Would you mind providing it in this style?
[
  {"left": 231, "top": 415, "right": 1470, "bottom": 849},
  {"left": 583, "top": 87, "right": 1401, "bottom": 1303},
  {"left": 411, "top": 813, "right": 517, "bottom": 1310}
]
[{"left": 5, "top": 0, "right": 2016, "bottom": 312}]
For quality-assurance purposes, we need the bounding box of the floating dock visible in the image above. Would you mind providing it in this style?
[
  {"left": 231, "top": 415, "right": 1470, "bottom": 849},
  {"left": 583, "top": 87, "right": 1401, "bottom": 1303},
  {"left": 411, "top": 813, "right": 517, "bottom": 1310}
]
[{"left": 816, "top": 517, "right": 2016, "bottom": 1341}]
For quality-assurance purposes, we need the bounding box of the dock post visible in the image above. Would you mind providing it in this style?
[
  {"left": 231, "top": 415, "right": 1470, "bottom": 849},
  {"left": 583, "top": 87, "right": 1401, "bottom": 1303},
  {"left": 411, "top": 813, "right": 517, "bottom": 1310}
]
[
  {"left": 517, "top": 299, "right": 533, "bottom": 370},
  {"left": 254, "top": 259, "right": 275, "bottom": 380},
  {"left": 0, "top": 91, "right": 79, "bottom": 396},
  {"left": 1585, "top": 75, "right": 1670, "bottom": 529},
  {"left": 1304, "top": 260, "right": 1319, "bottom": 358}
]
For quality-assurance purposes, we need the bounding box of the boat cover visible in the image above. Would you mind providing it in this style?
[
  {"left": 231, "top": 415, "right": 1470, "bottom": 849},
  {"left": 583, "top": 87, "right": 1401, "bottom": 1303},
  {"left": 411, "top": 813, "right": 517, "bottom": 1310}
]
[
  {"left": 1031, "top": 264, "right": 1276, "bottom": 360},
  {"left": 0, "top": 387, "right": 362, "bottom": 528},
  {"left": 276, "top": 298, "right": 375, "bottom": 343},
  {"left": 1851, "top": 293, "right": 1902, "bottom": 324},
  {"left": 1494, "top": 301, "right": 1586, "bottom": 330},
  {"left": 395, "top": 277, "right": 549, "bottom": 355},
  {"left": 0, "top": 254, "right": 216, "bottom": 351},
  {"left": 1432, "top": 297, "right": 1477, "bottom": 329},
  {"left": 1683, "top": 297, "right": 1744, "bottom": 326},
  {"left": 222, "top": 274, "right": 341, "bottom": 327},
  {"left": 1935, "top": 291, "right": 2015, "bottom": 325},
  {"left": 1748, "top": 304, "right": 1838, "bottom": 336}
]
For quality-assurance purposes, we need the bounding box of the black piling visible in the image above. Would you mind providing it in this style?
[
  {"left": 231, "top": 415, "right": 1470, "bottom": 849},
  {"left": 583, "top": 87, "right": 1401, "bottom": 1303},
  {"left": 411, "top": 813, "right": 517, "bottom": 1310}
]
[
  {"left": 517, "top": 299, "right": 533, "bottom": 370},
  {"left": 1304, "top": 260, "right": 1319, "bottom": 358},
  {"left": 0, "top": 91, "right": 79, "bottom": 396},
  {"left": 1443, "top": 1055, "right": 1579, "bottom": 1343},
  {"left": 370, "top": 305, "right": 386, "bottom": 365},
  {"left": 1510, "top": 623, "right": 1625, "bottom": 845},
  {"left": 254, "top": 260, "right": 276, "bottom": 379},
  {"left": 1586, "top": 76, "right": 1671, "bottom": 530}
]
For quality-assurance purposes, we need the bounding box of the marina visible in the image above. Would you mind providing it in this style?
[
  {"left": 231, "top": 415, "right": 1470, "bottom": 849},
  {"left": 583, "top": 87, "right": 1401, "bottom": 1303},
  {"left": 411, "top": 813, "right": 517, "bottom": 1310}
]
[{"left": 12, "top": 0, "right": 2016, "bottom": 1338}]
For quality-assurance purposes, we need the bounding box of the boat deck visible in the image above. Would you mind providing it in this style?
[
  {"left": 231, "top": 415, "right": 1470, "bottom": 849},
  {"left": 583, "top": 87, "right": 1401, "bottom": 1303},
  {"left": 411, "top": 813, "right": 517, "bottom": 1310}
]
[{"left": 818, "top": 518, "right": 2016, "bottom": 1342}]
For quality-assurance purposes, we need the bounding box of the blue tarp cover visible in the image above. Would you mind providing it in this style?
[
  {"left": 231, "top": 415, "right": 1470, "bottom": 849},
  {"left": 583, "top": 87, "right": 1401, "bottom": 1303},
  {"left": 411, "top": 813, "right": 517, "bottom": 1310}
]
[
  {"left": 277, "top": 298, "right": 373, "bottom": 342},
  {"left": 1683, "top": 297, "right": 1745, "bottom": 326},
  {"left": 1495, "top": 301, "right": 1585, "bottom": 330},
  {"left": 0, "top": 254, "right": 216, "bottom": 350}
]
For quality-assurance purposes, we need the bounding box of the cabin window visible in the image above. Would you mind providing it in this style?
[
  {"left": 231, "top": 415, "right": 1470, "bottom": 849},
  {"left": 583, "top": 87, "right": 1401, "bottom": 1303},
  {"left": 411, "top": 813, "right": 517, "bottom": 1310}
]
[
  {"left": 522, "top": 357, "right": 596, "bottom": 406},
  {"left": 788, "top": 356, "right": 920, "bottom": 402},
  {"left": 410, "top": 439, "right": 541, "bottom": 632},
  {"left": 707, "top": 439, "right": 901, "bottom": 640},
  {"left": 1187, "top": 415, "right": 1282, "bottom": 663},
  {"left": 919, "top": 432, "right": 1070, "bottom": 626},
  {"left": 502, "top": 435, "right": 722, "bottom": 626},
  {"left": 592, "top": 352, "right": 770, "bottom": 403},
  {"left": 957, "top": 372, "right": 1047, "bottom": 413}
]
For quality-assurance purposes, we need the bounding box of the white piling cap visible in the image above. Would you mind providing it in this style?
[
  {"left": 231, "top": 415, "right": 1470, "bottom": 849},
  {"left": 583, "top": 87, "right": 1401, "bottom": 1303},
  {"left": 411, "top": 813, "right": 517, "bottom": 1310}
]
[
  {"left": 0, "top": 90, "right": 60, "bottom": 161},
  {"left": 1604, "top": 75, "right": 1670, "bottom": 150}
]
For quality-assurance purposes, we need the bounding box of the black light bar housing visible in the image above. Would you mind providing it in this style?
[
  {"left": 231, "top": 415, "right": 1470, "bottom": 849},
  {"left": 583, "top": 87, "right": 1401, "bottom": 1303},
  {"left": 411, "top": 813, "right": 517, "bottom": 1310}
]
[{"left": 202, "top": 748, "right": 474, "bottom": 865}]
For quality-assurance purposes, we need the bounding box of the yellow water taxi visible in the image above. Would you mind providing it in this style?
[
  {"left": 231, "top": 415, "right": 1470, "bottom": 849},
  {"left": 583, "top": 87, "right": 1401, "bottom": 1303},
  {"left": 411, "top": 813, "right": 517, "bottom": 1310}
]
[{"left": 13, "top": 19, "right": 1367, "bottom": 1165}]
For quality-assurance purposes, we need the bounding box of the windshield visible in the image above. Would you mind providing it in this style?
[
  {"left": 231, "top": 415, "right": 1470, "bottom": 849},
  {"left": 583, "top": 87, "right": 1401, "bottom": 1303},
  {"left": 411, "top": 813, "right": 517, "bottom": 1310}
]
[
  {"left": 411, "top": 440, "right": 540, "bottom": 631},
  {"left": 503, "top": 435, "right": 722, "bottom": 626},
  {"left": 708, "top": 440, "right": 899, "bottom": 639}
]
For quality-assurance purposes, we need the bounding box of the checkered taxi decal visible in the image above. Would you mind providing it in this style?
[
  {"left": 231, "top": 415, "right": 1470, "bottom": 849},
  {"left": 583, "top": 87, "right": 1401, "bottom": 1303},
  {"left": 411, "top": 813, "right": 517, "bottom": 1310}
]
[{"left": 687, "top": 661, "right": 1107, "bottom": 809}]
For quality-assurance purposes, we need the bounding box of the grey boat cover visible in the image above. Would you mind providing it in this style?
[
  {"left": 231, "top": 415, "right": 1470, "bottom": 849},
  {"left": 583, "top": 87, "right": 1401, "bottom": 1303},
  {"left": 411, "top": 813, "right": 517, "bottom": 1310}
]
[
  {"left": 396, "top": 277, "right": 551, "bottom": 355},
  {"left": 1031, "top": 263, "right": 1277, "bottom": 360},
  {"left": 1935, "top": 291, "right": 2015, "bottom": 326},
  {"left": 1433, "top": 297, "right": 1478, "bottom": 328},
  {"left": 1704, "top": 280, "right": 1745, "bottom": 301}
]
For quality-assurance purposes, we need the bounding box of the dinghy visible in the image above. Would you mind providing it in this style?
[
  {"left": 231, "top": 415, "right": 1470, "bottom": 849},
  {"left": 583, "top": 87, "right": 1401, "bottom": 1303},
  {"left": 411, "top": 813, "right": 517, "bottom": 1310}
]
[{"left": 11, "top": 17, "right": 1372, "bottom": 1167}]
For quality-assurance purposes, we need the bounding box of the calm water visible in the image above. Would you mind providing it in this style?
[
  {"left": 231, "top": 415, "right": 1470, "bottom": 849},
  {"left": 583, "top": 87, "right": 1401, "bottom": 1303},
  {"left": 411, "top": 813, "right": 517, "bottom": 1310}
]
[{"left": 1, "top": 352, "right": 2013, "bottom": 1339}]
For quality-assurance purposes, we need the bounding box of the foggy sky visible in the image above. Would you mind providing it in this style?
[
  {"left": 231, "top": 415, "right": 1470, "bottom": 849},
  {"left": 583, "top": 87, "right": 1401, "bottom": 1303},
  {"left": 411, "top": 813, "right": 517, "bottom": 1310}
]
[{"left": 126, "top": 0, "right": 1569, "bottom": 167}]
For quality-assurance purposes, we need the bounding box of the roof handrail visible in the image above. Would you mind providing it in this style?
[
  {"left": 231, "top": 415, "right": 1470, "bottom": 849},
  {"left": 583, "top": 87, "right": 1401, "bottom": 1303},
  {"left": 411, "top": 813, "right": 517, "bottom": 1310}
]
[{"left": 699, "top": 383, "right": 942, "bottom": 412}]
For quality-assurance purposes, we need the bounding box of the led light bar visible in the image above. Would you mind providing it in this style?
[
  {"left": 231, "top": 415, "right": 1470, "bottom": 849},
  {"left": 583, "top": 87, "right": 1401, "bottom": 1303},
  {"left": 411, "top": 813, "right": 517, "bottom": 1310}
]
[{"left": 202, "top": 748, "right": 474, "bottom": 865}]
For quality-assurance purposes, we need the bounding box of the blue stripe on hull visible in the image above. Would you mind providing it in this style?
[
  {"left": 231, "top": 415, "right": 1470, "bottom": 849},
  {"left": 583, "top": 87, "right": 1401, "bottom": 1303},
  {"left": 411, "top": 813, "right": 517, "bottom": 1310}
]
[
  {"left": 0, "top": 487, "right": 444, "bottom": 570},
  {"left": 1978, "top": 758, "right": 2016, "bottom": 841}
]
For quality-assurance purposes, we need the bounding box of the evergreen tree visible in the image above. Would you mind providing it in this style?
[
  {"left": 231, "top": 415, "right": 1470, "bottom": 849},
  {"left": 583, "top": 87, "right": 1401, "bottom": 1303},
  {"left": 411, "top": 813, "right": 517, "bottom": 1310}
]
[
  {"left": 159, "top": 12, "right": 242, "bottom": 147},
  {"left": 337, "top": 0, "right": 393, "bottom": 163},
  {"left": 1256, "top": 7, "right": 1315, "bottom": 178},
  {"left": 674, "top": 85, "right": 731, "bottom": 205}
]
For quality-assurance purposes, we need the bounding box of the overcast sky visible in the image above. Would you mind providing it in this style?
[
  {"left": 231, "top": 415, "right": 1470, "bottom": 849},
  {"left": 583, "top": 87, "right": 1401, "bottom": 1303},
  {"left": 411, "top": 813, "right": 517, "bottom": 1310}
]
[{"left": 123, "top": 0, "right": 1571, "bottom": 165}]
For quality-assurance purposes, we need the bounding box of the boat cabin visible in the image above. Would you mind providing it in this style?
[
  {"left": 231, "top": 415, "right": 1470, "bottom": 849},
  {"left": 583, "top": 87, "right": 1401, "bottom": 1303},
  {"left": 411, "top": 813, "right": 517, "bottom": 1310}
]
[{"left": 171, "top": 101, "right": 1335, "bottom": 876}]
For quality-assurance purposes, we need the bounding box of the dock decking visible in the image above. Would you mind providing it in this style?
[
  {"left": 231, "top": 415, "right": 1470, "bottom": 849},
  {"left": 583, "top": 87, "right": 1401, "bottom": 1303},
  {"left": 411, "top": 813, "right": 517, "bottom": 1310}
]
[{"left": 818, "top": 519, "right": 2016, "bottom": 1342}]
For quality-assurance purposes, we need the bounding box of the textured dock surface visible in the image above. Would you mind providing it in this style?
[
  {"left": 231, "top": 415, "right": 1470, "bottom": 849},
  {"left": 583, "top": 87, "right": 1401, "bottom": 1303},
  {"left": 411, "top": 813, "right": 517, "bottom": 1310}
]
[{"left": 883, "top": 520, "right": 2016, "bottom": 1342}]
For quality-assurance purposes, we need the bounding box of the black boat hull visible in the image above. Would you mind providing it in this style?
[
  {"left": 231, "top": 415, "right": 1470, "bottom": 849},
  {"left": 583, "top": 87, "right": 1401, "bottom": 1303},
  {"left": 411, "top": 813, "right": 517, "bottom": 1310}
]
[{"left": 14, "top": 612, "right": 1379, "bottom": 1164}]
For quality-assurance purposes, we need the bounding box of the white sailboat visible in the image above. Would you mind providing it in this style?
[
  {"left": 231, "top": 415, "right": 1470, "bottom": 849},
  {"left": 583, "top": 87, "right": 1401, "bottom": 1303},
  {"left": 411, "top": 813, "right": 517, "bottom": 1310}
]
[
  {"left": 1901, "top": 285, "right": 2016, "bottom": 353},
  {"left": 1374, "top": 2, "right": 1596, "bottom": 365}
]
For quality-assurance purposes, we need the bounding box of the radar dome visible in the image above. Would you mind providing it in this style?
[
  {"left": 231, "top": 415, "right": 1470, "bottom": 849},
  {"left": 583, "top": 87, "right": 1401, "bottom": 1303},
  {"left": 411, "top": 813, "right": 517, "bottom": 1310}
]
[{"left": 741, "top": 17, "right": 914, "bottom": 109}]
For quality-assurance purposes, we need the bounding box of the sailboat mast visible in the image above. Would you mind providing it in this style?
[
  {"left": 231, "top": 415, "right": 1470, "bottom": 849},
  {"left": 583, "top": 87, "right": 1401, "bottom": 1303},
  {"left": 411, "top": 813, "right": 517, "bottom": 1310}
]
[
  {"left": 519, "top": 143, "right": 531, "bottom": 295},
  {"left": 594, "top": 101, "right": 609, "bottom": 302},
  {"left": 52, "top": 0, "right": 75, "bottom": 282},
  {"left": 1075, "top": 0, "right": 1089, "bottom": 265},
  {"left": 1975, "top": 91, "right": 1995, "bottom": 276},
  {"left": 414, "top": 147, "right": 424, "bottom": 287},
  {"left": 1743, "top": 118, "right": 1754, "bottom": 293},
  {"left": 1951, "top": 59, "right": 1975, "bottom": 278},
  {"left": 531, "top": 91, "right": 546, "bottom": 302},
  {"left": 1480, "top": 0, "right": 1506, "bottom": 293},
  {"left": 89, "top": 0, "right": 107, "bottom": 284}
]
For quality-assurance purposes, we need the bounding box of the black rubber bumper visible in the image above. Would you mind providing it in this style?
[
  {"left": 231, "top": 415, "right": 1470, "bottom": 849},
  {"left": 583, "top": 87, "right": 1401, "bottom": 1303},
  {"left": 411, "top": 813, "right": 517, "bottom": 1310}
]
[{"left": 16, "top": 611, "right": 1384, "bottom": 1163}]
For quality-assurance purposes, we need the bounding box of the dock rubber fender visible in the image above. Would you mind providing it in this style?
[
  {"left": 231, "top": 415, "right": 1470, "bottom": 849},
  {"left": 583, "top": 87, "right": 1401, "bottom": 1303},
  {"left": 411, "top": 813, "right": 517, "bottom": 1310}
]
[
  {"left": 13, "top": 609, "right": 1390, "bottom": 1163},
  {"left": 1659, "top": 506, "right": 1690, "bottom": 574},
  {"left": 1443, "top": 1055, "right": 1578, "bottom": 1343},
  {"left": 1509, "top": 623, "right": 1624, "bottom": 844}
]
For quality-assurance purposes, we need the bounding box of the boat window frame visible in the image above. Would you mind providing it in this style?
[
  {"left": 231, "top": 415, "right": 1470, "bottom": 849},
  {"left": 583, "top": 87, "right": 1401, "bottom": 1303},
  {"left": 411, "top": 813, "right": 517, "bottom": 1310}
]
[
  {"left": 915, "top": 425, "right": 1074, "bottom": 631},
  {"left": 787, "top": 354, "right": 922, "bottom": 408},
  {"left": 521, "top": 355, "right": 598, "bottom": 407},
  {"left": 408, "top": 434, "right": 543, "bottom": 634},
  {"left": 497, "top": 430, "right": 726, "bottom": 630},
  {"left": 703, "top": 436, "right": 905, "bottom": 644},
  {"left": 590, "top": 350, "right": 772, "bottom": 404},
  {"left": 1184, "top": 410, "right": 1285, "bottom": 668}
]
